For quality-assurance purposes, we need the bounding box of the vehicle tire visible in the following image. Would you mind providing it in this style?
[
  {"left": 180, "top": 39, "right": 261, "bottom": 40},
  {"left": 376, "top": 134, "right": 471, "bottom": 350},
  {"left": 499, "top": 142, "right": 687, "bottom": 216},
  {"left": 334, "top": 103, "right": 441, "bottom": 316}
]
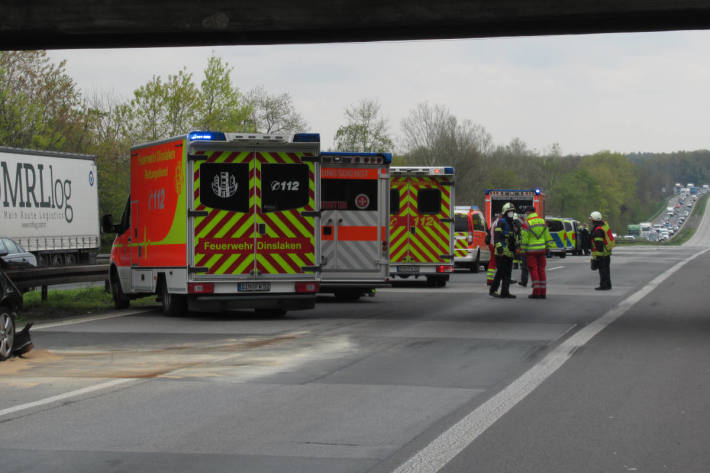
[
  {"left": 470, "top": 251, "right": 480, "bottom": 273},
  {"left": 111, "top": 270, "right": 130, "bottom": 310},
  {"left": 334, "top": 289, "right": 362, "bottom": 302},
  {"left": 160, "top": 280, "right": 186, "bottom": 317},
  {"left": 254, "top": 308, "right": 287, "bottom": 317},
  {"left": 559, "top": 252, "right": 566, "bottom": 259},
  {"left": 0, "top": 309, "right": 15, "bottom": 362}
]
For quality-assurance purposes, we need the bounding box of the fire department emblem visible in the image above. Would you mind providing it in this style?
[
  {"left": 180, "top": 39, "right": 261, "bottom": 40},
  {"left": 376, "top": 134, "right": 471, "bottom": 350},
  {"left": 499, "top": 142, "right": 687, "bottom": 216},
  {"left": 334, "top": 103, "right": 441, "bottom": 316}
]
[
  {"left": 212, "top": 171, "right": 238, "bottom": 198},
  {"left": 355, "top": 193, "right": 370, "bottom": 210}
]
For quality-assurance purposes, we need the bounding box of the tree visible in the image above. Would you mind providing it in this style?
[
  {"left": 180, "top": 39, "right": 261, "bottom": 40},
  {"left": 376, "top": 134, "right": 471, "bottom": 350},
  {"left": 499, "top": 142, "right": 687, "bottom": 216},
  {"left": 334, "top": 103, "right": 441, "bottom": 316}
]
[
  {"left": 246, "top": 86, "right": 307, "bottom": 135},
  {"left": 400, "top": 102, "right": 492, "bottom": 203},
  {"left": 196, "top": 54, "right": 252, "bottom": 131},
  {"left": 334, "top": 99, "right": 393, "bottom": 152},
  {"left": 0, "top": 50, "right": 84, "bottom": 151}
]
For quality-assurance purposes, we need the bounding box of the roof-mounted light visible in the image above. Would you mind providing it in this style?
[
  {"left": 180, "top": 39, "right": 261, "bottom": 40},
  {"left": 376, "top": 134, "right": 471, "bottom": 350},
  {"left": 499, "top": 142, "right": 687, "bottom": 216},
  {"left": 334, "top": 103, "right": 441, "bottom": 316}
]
[
  {"left": 444, "top": 167, "right": 455, "bottom": 175},
  {"left": 534, "top": 187, "right": 542, "bottom": 195},
  {"left": 189, "top": 131, "right": 226, "bottom": 141},
  {"left": 293, "top": 133, "right": 320, "bottom": 143}
]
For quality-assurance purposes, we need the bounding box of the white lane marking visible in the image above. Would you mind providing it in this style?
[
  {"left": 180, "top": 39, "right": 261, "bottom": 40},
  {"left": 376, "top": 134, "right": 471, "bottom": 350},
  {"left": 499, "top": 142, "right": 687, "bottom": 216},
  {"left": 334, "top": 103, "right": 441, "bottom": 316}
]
[
  {"left": 547, "top": 266, "right": 565, "bottom": 271},
  {"left": 0, "top": 379, "right": 135, "bottom": 418},
  {"left": 391, "top": 247, "right": 710, "bottom": 473},
  {"left": 34, "top": 310, "right": 153, "bottom": 331}
]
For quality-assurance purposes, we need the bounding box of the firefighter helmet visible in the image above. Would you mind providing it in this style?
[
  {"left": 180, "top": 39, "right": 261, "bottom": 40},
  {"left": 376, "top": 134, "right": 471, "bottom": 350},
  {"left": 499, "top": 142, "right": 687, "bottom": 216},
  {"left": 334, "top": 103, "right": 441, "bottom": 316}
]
[
  {"left": 590, "top": 211, "right": 603, "bottom": 221},
  {"left": 502, "top": 202, "right": 515, "bottom": 213}
]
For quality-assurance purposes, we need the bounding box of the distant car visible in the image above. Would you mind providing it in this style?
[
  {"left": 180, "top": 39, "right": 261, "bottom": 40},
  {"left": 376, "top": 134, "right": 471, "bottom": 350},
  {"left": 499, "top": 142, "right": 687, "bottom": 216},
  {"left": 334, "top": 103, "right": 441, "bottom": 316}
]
[
  {"left": 0, "top": 269, "right": 23, "bottom": 361},
  {"left": 623, "top": 235, "right": 636, "bottom": 240},
  {"left": 0, "top": 238, "right": 37, "bottom": 269}
]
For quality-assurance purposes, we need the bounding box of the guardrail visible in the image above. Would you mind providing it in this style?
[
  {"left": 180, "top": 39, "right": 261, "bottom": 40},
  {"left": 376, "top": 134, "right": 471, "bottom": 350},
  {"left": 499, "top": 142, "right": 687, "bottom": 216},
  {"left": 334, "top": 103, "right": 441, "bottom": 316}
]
[{"left": 5, "top": 264, "right": 109, "bottom": 300}]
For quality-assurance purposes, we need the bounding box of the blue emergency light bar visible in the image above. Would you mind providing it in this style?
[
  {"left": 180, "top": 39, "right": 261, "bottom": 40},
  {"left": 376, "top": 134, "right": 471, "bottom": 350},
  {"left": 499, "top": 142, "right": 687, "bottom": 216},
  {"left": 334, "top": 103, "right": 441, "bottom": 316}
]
[
  {"left": 189, "top": 131, "right": 226, "bottom": 141},
  {"left": 485, "top": 188, "right": 543, "bottom": 195},
  {"left": 293, "top": 133, "right": 320, "bottom": 142},
  {"left": 444, "top": 167, "right": 455, "bottom": 175},
  {"left": 320, "top": 151, "right": 392, "bottom": 164}
]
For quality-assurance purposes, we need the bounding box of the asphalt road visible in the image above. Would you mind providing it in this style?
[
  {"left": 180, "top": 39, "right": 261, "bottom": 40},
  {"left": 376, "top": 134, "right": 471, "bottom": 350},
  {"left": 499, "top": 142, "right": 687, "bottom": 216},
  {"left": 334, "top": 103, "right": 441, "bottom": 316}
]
[{"left": 1, "top": 204, "right": 709, "bottom": 473}]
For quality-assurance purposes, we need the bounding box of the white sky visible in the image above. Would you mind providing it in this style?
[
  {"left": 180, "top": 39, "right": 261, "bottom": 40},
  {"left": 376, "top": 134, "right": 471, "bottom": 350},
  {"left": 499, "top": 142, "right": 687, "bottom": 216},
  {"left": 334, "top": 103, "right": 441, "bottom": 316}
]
[{"left": 49, "top": 30, "right": 710, "bottom": 155}]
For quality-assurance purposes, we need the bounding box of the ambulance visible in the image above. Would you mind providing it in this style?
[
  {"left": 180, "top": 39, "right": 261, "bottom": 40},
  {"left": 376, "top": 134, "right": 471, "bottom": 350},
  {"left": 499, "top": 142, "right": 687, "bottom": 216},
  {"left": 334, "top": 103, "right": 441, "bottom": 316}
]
[
  {"left": 453, "top": 205, "right": 489, "bottom": 272},
  {"left": 389, "top": 166, "right": 455, "bottom": 287},
  {"left": 103, "top": 131, "right": 321, "bottom": 317},
  {"left": 319, "top": 152, "right": 391, "bottom": 301}
]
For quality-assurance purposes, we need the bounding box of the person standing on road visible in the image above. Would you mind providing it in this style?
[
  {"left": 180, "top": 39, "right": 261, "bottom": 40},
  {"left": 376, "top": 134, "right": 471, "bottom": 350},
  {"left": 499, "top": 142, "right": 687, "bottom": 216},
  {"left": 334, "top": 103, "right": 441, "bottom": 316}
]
[
  {"left": 489, "top": 203, "right": 518, "bottom": 299},
  {"left": 590, "top": 211, "right": 615, "bottom": 290},
  {"left": 580, "top": 224, "right": 592, "bottom": 256},
  {"left": 520, "top": 210, "right": 554, "bottom": 299},
  {"left": 485, "top": 213, "right": 500, "bottom": 287},
  {"left": 517, "top": 209, "right": 531, "bottom": 289}
]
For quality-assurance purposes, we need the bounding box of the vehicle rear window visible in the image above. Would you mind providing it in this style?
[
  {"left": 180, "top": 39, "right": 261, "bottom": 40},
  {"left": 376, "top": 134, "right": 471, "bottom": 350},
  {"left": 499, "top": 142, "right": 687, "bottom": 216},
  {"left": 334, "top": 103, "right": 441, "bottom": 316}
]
[
  {"left": 3, "top": 239, "right": 19, "bottom": 254},
  {"left": 417, "top": 188, "right": 441, "bottom": 215},
  {"left": 322, "top": 178, "right": 377, "bottom": 211},
  {"left": 546, "top": 219, "right": 564, "bottom": 232},
  {"left": 563, "top": 221, "right": 573, "bottom": 232},
  {"left": 261, "top": 163, "right": 310, "bottom": 212},
  {"left": 390, "top": 189, "right": 400, "bottom": 214},
  {"left": 200, "top": 162, "right": 250, "bottom": 212},
  {"left": 454, "top": 214, "right": 469, "bottom": 232}
]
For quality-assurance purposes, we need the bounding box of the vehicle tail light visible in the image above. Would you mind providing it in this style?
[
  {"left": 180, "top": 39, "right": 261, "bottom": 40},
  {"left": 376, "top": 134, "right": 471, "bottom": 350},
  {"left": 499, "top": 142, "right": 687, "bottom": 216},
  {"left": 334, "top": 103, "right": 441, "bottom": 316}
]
[
  {"left": 188, "top": 282, "right": 214, "bottom": 294},
  {"left": 382, "top": 241, "right": 388, "bottom": 253},
  {"left": 437, "top": 265, "right": 453, "bottom": 273},
  {"left": 295, "top": 282, "right": 320, "bottom": 293},
  {"left": 573, "top": 232, "right": 577, "bottom": 240}
]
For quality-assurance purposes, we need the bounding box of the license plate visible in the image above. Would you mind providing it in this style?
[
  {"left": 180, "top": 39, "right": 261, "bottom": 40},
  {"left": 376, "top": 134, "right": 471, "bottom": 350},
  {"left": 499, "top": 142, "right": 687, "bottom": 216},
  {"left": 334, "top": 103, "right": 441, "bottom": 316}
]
[
  {"left": 238, "top": 282, "right": 271, "bottom": 292},
  {"left": 397, "top": 265, "right": 420, "bottom": 273}
]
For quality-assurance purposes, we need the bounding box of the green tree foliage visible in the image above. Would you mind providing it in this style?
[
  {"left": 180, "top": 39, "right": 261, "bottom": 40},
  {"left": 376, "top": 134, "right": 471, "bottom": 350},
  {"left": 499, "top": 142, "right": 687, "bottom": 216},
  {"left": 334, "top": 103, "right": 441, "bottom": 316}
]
[
  {"left": 197, "top": 55, "right": 253, "bottom": 131},
  {"left": 334, "top": 99, "right": 394, "bottom": 152}
]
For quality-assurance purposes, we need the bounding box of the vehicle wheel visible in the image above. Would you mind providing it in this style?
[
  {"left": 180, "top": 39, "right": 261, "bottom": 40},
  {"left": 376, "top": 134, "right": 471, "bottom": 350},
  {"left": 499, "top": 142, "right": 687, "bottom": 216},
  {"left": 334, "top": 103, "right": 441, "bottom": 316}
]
[
  {"left": 254, "top": 308, "right": 287, "bottom": 317},
  {"left": 65, "top": 253, "right": 77, "bottom": 265},
  {"left": 334, "top": 289, "right": 362, "bottom": 302},
  {"left": 0, "top": 309, "right": 15, "bottom": 361},
  {"left": 437, "top": 278, "right": 448, "bottom": 288},
  {"left": 160, "top": 280, "right": 186, "bottom": 317},
  {"left": 560, "top": 252, "right": 566, "bottom": 258},
  {"left": 470, "top": 251, "right": 480, "bottom": 273},
  {"left": 111, "top": 271, "right": 130, "bottom": 310},
  {"left": 51, "top": 253, "right": 64, "bottom": 266}
]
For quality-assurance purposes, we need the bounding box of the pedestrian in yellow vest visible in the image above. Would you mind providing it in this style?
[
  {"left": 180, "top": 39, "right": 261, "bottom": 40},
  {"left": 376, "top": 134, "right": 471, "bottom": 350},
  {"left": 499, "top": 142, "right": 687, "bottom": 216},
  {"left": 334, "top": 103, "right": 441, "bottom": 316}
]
[
  {"left": 590, "top": 211, "right": 615, "bottom": 290},
  {"left": 520, "top": 211, "right": 554, "bottom": 298}
]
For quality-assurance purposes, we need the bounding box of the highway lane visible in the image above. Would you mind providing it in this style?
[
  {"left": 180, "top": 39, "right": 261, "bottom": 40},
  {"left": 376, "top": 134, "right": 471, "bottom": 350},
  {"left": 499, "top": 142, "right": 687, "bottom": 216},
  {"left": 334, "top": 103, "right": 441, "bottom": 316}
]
[{"left": 1, "top": 213, "right": 708, "bottom": 472}]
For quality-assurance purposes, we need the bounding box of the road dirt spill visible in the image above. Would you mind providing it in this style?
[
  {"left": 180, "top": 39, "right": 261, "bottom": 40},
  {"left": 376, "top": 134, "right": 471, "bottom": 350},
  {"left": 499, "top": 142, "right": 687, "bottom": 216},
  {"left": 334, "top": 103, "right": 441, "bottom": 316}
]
[{"left": 0, "top": 332, "right": 354, "bottom": 385}]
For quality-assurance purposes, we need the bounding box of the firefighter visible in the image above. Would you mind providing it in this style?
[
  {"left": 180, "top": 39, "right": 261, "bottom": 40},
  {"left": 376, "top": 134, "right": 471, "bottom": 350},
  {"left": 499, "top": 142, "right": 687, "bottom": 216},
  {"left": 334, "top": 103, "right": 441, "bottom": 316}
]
[
  {"left": 489, "top": 203, "right": 518, "bottom": 298},
  {"left": 590, "top": 211, "right": 614, "bottom": 290},
  {"left": 485, "top": 213, "right": 500, "bottom": 286},
  {"left": 520, "top": 209, "right": 554, "bottom": 299}
]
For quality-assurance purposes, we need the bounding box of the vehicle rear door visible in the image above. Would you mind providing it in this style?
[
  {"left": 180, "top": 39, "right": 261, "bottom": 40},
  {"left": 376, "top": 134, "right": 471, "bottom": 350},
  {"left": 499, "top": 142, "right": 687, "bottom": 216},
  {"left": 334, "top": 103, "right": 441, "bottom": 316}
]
[
  {"left": 408, "top": 176, "right": 452, "bottom": 264},
  {"left": 389, "top": 175, "right": 412, "bottom": 264},
  {"left": 191, "top": 148, "right": 256, "bottom": 277},
  {"left": 255, "top": 151, "right": 317, "bottom": 279},
  {"left": 321, "top": 166, "right": 380, "bottom": 272},
  {"left": 453, "top": 212, "right": 471, "bottom": 260}
]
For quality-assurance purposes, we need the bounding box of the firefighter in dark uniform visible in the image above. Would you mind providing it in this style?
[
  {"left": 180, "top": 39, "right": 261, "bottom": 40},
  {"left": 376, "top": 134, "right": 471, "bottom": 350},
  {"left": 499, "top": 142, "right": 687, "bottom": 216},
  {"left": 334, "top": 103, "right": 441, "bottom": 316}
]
[
  {"left": 489, "top": 202, "right": 518, "bottom": 299},
  {"left": 590, "top": 211, "right": 615, "bottom": 290}
]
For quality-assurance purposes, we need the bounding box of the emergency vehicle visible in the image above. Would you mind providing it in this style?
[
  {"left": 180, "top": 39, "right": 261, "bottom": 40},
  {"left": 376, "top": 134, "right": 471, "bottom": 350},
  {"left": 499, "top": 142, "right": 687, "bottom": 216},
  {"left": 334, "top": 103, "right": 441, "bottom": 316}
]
[
  {"left": 483, "top": 188, "right": 544, "bottom": 226},
  {"left": 454, "top": 205, "right": 489, "bottom": 272},
  {"left": 319, "top": 152, "right": 391, "bottom": 301},
  {"left": 103, "top": 131, "right": 321, "bottom": 317},
  {"left": 563, "top": 218, "right": 582, "bottom": 255},
  {"left": 389, "top": 166, "right": 455, "bottom": 287},
  {"left": 544, "top": 216, "right": 569, "bottom": 257}
]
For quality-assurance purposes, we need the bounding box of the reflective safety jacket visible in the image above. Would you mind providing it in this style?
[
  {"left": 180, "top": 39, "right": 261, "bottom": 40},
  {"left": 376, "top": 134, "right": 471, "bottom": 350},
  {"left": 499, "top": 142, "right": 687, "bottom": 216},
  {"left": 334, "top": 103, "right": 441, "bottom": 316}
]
[
  {"left": 521, "top": 213, "right": 554, "bottom": 254},
  {"left": 592, "top": 221, "right": 615, "bottom": 257},
  {"left": 494, "top": 216, "right": 517, "bottom": 258}
]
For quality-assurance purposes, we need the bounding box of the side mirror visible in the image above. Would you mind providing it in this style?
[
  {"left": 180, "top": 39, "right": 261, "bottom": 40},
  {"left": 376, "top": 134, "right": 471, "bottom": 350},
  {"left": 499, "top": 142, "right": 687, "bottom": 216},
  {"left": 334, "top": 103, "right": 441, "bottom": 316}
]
[{"left": 102, "top": 214, "right": 115, "bottom": 233}]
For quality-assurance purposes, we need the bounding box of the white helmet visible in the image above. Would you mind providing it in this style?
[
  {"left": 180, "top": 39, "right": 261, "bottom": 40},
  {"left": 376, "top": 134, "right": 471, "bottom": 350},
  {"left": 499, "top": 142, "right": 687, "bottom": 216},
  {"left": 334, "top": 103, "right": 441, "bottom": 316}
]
[
  {"left": 590, "top": 211, "right": 603, "bottom": 221},
  {"left": 502, "top": 202, "right": 515, "bottom": 213}
]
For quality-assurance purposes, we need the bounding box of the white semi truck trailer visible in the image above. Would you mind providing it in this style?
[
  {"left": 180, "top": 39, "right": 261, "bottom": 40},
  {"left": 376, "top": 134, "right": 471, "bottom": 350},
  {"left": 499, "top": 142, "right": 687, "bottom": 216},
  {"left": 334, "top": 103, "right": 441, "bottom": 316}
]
[{"left": 0, "top": 146, "right": 100, "bottom": 266}]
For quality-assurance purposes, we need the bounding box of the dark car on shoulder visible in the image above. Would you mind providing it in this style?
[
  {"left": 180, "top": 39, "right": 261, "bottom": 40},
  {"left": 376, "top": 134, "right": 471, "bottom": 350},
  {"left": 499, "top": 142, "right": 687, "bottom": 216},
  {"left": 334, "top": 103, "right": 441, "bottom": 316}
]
[
  {"left": 0, "top": 265, "right": 24, "bottom": 361},
  {"left": 0, "top": 237, "right": 38, "bottom": 269}
]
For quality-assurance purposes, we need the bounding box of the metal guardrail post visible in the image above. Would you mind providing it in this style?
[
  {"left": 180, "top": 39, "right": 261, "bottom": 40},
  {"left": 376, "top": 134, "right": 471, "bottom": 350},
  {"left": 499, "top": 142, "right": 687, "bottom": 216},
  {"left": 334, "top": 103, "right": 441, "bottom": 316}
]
[{"left": 41, "top": 285, "right": 48, "bottom": 301}]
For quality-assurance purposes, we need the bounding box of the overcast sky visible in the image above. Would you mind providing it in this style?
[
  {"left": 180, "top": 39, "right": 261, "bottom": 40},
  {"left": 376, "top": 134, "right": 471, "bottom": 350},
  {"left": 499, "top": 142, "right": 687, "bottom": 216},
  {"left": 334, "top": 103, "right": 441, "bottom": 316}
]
[{"left": 49, "top": 30, "right": 710, "bottom": 155}]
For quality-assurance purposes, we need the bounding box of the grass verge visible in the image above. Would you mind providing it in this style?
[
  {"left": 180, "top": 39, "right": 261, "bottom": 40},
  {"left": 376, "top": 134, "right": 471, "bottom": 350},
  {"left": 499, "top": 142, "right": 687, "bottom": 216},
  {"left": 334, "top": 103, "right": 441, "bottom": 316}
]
[{"left": 17, "top": 286, "right": 159, "bottom": 324}]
